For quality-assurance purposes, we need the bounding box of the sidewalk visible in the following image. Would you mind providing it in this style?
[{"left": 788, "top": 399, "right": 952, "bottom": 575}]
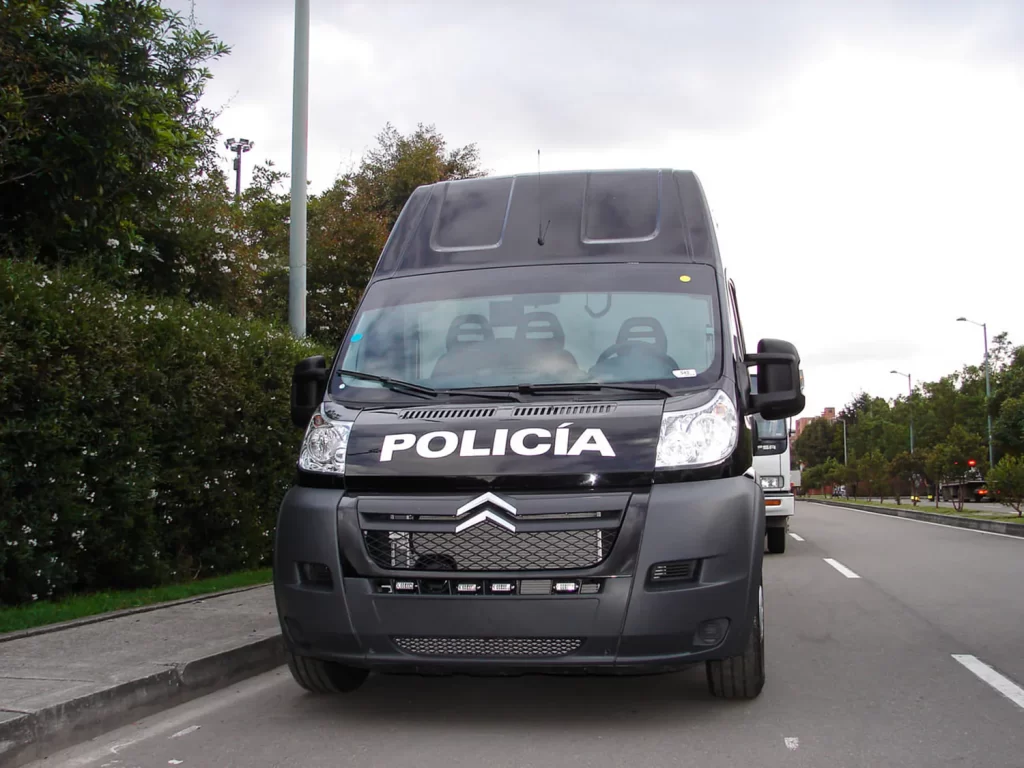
[{"left": 0, "top": 585, "right": 283, "bottom": 768}]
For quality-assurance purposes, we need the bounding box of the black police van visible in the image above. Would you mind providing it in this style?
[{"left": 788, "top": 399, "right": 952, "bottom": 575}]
[{"left": 276, "top": 168, "right": 804, "bottom": 699}]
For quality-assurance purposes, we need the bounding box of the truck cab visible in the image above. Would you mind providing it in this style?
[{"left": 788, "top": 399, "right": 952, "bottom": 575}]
[{"left": 274, "top": 169, "right": 804, "bottom": 700}]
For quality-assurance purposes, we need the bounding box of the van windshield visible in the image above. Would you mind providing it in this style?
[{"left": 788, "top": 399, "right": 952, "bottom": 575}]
[{"left": 330, "top": 263, "right": 723, "bottom": 400}]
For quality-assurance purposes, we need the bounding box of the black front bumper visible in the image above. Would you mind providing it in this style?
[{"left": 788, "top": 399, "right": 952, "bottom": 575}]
[{"left": 272, "top": 477, "right": 764, "bottom": 674}]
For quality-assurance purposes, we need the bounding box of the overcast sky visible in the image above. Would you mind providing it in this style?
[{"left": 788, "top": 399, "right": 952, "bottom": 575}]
[{"left": 168, "top": 0, "right": 1024, "bottom": 419}]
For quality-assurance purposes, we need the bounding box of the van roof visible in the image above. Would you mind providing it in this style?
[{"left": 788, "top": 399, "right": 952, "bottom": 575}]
[{"left": 371, "top": 168, "right": 722, "bottom": 279}]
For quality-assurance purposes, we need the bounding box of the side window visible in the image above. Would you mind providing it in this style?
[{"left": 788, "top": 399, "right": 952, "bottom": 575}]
[{"left": 727, "top": 279, "right": 746, "bottom": 362}]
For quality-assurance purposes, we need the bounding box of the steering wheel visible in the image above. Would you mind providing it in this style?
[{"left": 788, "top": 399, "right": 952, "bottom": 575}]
[{"left": 592, "top": 341, "right": 679, "bottom": 371}]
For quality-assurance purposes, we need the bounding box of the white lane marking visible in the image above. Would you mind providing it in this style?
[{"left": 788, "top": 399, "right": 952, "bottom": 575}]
[
  {"left": 806, "top": 502, "right": 1024, "bottom": 541},
  {"left": 952, "top": 654, "right": 1024, "bottom": 710},
  {"left": 784, "top": 737, "right": 800, "bottom": 750},
  {"left": 789, "top": 533, "right": 805, "bottom": 542},
  {"left": 823, "top": 558, "right": 860, "bottom": 578},
  {"left": 169, "top": 725, "right": 201, "bottom": 739}
]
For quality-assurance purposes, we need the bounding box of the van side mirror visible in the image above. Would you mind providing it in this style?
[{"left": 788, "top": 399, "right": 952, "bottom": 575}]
[
  {"left": 746, "top": 339, "right": 805, "bottom": 420},
  {"left": 290, "top": 355, "right": 328, "bottom": 428}
]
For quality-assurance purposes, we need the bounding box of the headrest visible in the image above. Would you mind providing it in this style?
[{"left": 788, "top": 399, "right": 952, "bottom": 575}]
[
  {"left": 515, "top": 311, "right": 565, "bottom": 346},
  {"left": 446, "top": 314, "right": 494, "bottom": 349},
  {"left": 616, "top": 316, "right": 667, "bottom": 354}
]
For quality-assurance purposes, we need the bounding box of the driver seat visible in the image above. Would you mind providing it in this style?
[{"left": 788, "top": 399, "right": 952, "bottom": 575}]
[
  {"left": 588, "top": 316, "right": 676, "bottom": 380},
  {"left": 430, "top": 314, "right": 495, "bottom": 385},
  {"left": 616, "top": 316, "right": 668, "bottom": 355}
]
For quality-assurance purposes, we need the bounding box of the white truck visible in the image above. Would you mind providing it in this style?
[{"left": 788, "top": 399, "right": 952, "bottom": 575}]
[{"left": 751, "top": 374, "right": 795, "bottom": 554}]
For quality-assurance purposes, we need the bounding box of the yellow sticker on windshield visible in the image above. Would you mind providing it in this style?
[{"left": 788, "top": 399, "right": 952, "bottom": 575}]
[{"left": 679, "top": 275, "right": 691, "bottom": 282}]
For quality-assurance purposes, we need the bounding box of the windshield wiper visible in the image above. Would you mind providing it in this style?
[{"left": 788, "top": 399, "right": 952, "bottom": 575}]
[
  {"left": 337, "top": 371, "right": 523, "bottom": 402},
  {"left": 514, "top": 382, "right": 675, "bottom": 398},
  {"left": 338, "top": 369, "right": 438, "bottom": 399}
]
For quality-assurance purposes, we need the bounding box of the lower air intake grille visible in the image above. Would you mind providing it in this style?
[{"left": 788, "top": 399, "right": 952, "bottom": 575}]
[
  {"left": 650, "top": 559, "right": 699, "bottom": 583},
  {"left": 392, "top": 636, "right": 583, "bottom": 658},
  {"left": 363, "top": 527, "right": 616, "bottom": 571}
]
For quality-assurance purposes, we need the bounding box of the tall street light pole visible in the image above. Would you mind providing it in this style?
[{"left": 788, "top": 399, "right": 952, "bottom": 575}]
[
  {"left": 957, "top": 317, "right": 994, "bottom": 467},
  {"left": 224, "top": 138, "right": 253, "bottom": 200},
  {"left": 289, "top": 0, "right": 310, "bottom": 339},
  {"left": 890, "top": 369, "right": 914, "bottom": 453}
]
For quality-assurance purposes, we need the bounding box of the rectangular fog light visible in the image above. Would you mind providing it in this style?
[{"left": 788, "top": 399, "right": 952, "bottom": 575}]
[
  {"left": 488, "top": 582, "right": 515, "bottom": 594},
  {"left": 394, "top": 580, "right": 417, "bottom": 593},
  {"left": 553, "top": 581, "right": 580, "bottom": 594},
  {"left": 456, "top": 582, "right": 482, "bottom": 594}
]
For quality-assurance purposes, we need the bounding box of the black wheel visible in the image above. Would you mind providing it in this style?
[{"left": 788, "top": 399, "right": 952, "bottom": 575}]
[
  {"left": 286, "top": 651, "right": 369, "bottom": 694},
  {"left": 706, "top": 580, "right": 765, "bottom": 700},
  {"left": 766, "top": 527, "right": 787, "bottom": 554}
]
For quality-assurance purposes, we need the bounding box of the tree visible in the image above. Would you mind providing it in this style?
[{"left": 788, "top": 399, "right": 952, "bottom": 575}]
[
  {"left": 993, "top": 396, "right": 1024, "bottom": 457},
  {"left": 888, "top": 451, "right": 923, "bottom": 505},
  {"left": 856, "top": 450, "right": 890, "bottom": 503},
  {"left": 793, "top": 418, "right": 839, "bottom": 468},
  {"left": 802, "top": 464, "right": 825, "bottom": 495},
  {"left": 349, "top": 122, "right": 485, "bottom": 231},
  {"left": 986, "top": 455, "right": 1024, "bottom": 516},
  {"left": 928, "top": 425, "right": 987, "bottom": 512},
  {"left": 0, "top": 0, "right": 228, "bottom": 270}
]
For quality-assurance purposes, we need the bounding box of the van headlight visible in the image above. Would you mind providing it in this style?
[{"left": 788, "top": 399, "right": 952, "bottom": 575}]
[
  {"left": 655, "top": 390, "right": 739, "bottom": 469},
  {"left": 298, "top": 407, "right": 352, "bottom": 475}
]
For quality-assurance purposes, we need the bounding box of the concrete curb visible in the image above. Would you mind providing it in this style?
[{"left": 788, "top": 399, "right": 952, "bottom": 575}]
[
  {"left": 0, "top": 583, "right": 270, "bottom": 644},
  {"left": 0, "top": 633, "right": 285, "bottom": 768},
  {"left": 809, "top": 500, "right": 1024, "bottom": 538}
]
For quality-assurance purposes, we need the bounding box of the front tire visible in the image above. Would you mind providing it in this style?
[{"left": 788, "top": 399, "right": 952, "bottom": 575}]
[
  {"left": 286, "top": 651, "right": 369, "bottom": 694},
  {"left": 766, "top": 527, "right": 787, "bottom": 554},
  {"left": 706, "top": 581, "right": 765, "bottom": 700}
]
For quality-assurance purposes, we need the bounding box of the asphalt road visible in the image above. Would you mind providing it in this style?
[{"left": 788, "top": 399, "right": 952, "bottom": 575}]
[{"left": 34, "top": 502, "right": 1024, "bottom": 768}]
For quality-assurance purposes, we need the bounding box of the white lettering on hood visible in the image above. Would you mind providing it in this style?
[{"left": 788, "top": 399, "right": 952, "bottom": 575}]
[{"left": 379, "top": 423, "right": 615, "bottom": 462}]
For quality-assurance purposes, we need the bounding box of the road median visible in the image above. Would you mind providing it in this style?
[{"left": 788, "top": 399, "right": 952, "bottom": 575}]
[
  {"left": 808, "top": 499, "right": 1024, "bottom": 538},
  {"left": 0, "top": 585, "right": 283, "bottom": 768}
]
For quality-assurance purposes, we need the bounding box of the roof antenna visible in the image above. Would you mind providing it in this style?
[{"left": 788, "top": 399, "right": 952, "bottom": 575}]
[{"left": 537, "top": 149, "right": 550, "bottom": 246}]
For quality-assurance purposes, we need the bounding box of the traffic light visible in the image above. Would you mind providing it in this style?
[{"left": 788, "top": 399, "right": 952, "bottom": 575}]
[{"left": 968, "top": 459, "right": 976, "bottom": 467}]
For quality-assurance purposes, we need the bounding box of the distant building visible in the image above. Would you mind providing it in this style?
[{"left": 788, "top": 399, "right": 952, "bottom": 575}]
[{"left": 793, "top": 407, "right": 837, "bottom": 440}]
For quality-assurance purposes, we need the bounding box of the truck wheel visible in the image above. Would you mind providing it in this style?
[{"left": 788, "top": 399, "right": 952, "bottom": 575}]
[
  {"left": 706, "top": 581, "right": 765, "bottom": 700},
  {"left": 766, "top": 527, "right": 787, "bottom": 554},
  {"left": 286, "top": 651, "right": 369, "bottom": 694}
]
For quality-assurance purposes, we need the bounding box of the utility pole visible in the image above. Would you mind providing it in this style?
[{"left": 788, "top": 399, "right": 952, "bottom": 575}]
[
  {"left": 224, "top": 138, "right": 253, "bottom": 200},
  {"left": 289, "top": 0, "right": 310, "bottom": 339},
  {"left": 957, "top": 317, "right": 994, "bottom": 468}
]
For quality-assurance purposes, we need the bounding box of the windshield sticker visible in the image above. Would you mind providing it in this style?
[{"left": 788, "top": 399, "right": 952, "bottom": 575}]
[
  {"left": 679, "top": 275, "right": 691, "bottom": 282},
  {"left": 672, "top": 369, "right": 697, "bottom": 378},
  {"left": 351, "top": 333, "right": 363, "bottom": 342}
]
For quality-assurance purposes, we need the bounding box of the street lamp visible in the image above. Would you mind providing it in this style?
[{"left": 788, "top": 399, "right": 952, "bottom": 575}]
[
  {"left": 956, "top": 317, "right": 994, "bottom": 468},
  {"left": 224, "top": 137, "right": 254, "bottom": 200},
  {"left": 890, "top": 369, "right": 914, "bottom": 453}
]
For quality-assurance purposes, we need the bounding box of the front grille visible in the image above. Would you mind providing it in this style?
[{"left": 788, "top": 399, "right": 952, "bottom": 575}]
[
  {"left": 363, "top": 527, "right": 616, "bottom": 571},
  {"left": 392, "top": 636, "right": 583, "bottom": 658}
]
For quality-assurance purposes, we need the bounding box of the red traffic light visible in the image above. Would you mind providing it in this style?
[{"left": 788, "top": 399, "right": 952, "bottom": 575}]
[{"left": 968, "top": 459, "right": 976, "bottom": 467}]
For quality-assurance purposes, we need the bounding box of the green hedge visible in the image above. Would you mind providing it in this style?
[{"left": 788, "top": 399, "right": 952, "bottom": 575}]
[{"left": 0, "top": 260, "right": 327, "bottom": 605}]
